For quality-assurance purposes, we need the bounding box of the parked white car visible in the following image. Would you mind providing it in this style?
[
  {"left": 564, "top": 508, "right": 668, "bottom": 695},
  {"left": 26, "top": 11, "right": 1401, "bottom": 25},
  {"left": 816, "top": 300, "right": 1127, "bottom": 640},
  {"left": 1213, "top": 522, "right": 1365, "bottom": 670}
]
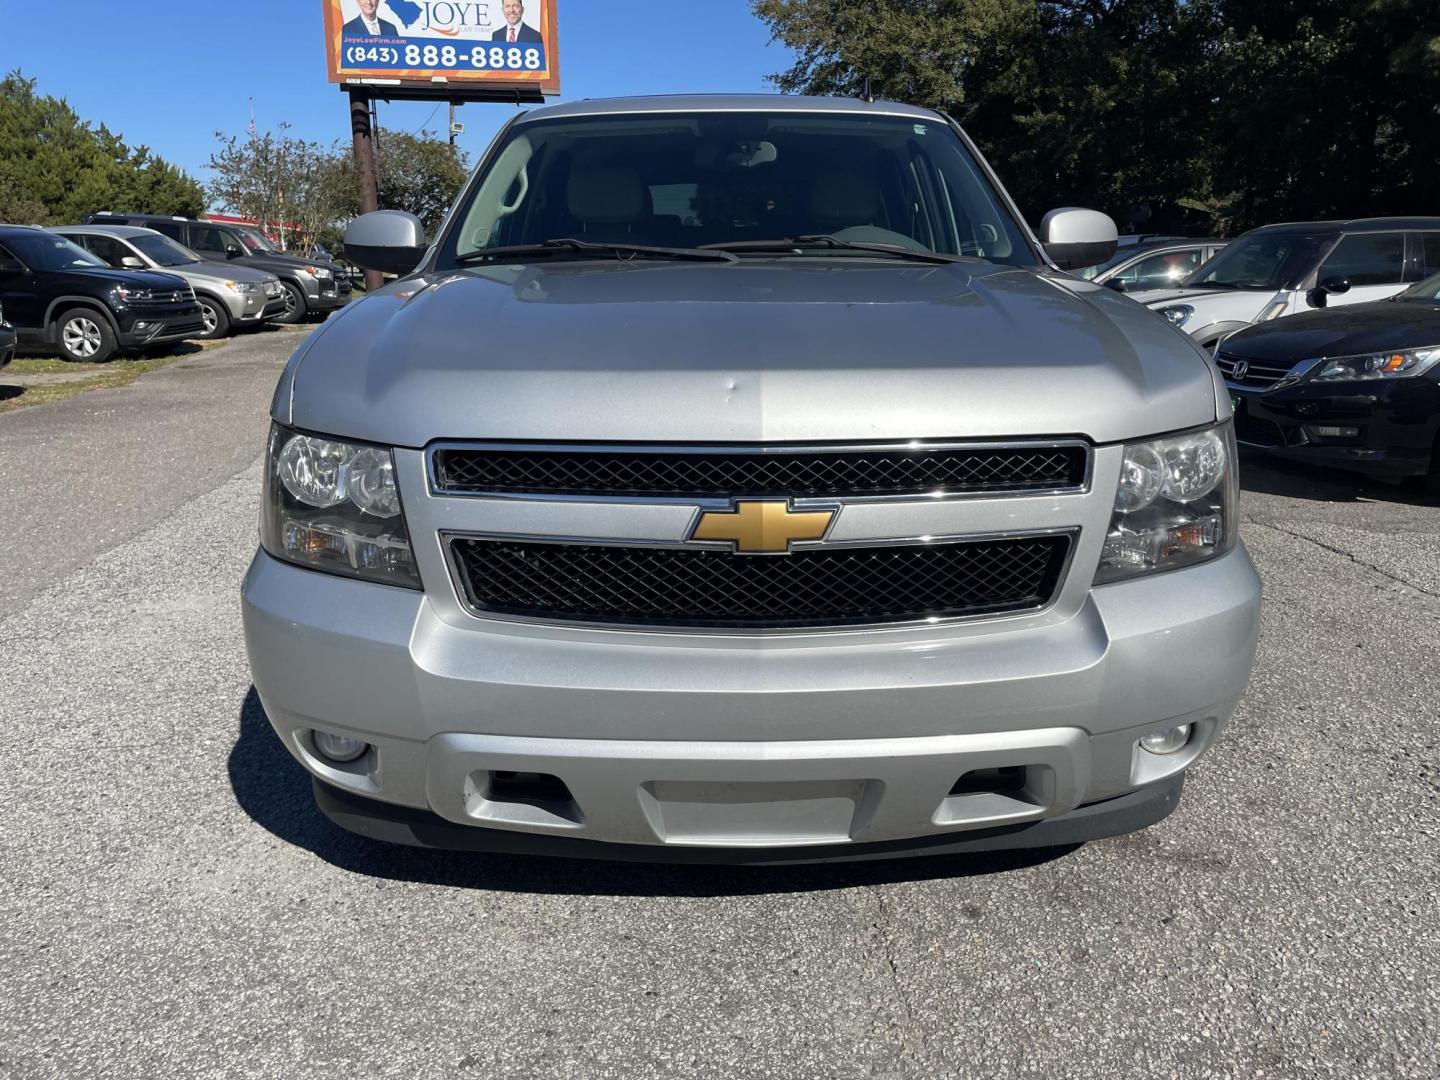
[{"left": 1129, "top": 217, "right": 1440, "bottom": 351}]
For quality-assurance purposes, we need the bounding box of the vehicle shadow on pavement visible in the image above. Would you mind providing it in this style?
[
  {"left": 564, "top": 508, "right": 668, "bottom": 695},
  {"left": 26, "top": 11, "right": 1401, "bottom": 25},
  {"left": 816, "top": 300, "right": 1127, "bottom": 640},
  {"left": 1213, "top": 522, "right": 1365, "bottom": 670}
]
[
  {"left": 1238, "top": 449, "right": 1439, "bottom": 506},
  {"left": 230, "top": 688, "right": 1078, "bottom": 896}
]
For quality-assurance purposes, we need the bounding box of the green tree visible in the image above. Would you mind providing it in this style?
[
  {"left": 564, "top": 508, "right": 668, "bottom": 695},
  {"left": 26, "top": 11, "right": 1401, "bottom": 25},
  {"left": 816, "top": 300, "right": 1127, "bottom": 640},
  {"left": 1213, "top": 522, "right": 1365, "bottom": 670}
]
[
  {"left": 374, "top": 129, "right": 471, "bottom": 236},
  {"left": 0, "top": 70, "right": 204, "bottom": 224},
  {"left": 752, "top": 0, "right": 1440, "bottom": 233}
]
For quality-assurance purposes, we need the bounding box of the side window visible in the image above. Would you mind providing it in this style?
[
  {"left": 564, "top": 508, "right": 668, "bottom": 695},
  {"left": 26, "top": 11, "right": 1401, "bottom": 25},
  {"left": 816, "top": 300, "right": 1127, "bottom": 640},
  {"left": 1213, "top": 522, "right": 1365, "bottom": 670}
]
[
  {"left": 84, "top": 235, "right": 132, "bottom": 267},
  {"left": 1420, "top": 234, "right": 1440, "bottom": 278},
  {"left": 188, "top": 226, "right": 230, "bottom": 252},
  {"left": 1118, "top": 249, "right": 1203, "bottom": 289},
  {"left": 1318, "top": 232, "right": 1406, "bottom": 287},
  {"left": 150, "top": 221, "right": 186, "bottom": 241},
  {"left": 0, "top": 242, "right": 23, "bottom": 272}
]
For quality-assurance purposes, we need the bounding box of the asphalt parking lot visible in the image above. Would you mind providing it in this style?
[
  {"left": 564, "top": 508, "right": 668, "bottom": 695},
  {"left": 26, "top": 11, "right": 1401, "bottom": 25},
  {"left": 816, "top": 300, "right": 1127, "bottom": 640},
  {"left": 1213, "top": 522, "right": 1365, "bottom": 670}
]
[{"left": 1, "top": 334, "right": 1436, "bottom": 1079}]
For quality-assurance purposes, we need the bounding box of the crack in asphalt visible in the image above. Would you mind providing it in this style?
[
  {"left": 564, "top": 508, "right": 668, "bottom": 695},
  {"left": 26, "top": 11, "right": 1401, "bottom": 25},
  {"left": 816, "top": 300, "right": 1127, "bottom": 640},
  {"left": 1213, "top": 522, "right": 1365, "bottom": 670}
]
[
  {"left": 1246, "top": 517, "right": 1440, "bottom": 604},
  {"left": 861, "top": 886, "right": 934, "bottom": 1076}
]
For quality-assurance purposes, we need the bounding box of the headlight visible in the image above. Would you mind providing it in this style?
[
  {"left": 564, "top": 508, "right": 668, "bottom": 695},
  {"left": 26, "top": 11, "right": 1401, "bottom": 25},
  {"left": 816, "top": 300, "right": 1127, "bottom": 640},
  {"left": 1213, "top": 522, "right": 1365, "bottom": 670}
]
[
  {"left": 1159, "top": 304, "right": 1192, "bottom": 327},
  {"left": 114, "top": 285, "right": 155, "bottom": 302},
  {"left": 261, "top": 425, "right": 420, "bottom": 588},
  {"left": 1302, "top": 346, "right": 1440, "bottom": 382},
  {"left": 1095, "top": 422, "right": 1237, "bottom": 584},
  {"left": 227, "top": 280, "right": 258, "bottom": 294},
  {"left": 306, "top": 265, "right": 334, "bottom": 280}
]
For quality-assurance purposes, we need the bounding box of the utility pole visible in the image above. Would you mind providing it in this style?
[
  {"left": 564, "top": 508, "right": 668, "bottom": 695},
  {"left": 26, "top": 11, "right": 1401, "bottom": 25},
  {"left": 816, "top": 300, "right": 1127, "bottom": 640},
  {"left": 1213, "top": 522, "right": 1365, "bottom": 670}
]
[
  {"left": 449, "top": 101, "right": 456, "bottom": 149},
  {"left": 348, "top": 89, "right": 384, "bottom": 292}
]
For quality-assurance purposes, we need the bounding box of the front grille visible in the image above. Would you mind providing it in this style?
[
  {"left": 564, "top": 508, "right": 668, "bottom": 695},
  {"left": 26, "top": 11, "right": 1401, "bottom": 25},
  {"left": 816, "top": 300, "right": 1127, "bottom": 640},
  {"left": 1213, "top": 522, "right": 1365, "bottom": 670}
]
[
  {"left": 432, "top": 443, "right": 1088, "bottom": 499},
  {"left": 449, "top": 534, "right": 1071, "bottom": 628},
  {"left": 1216, "top": 351, "right": 1294, "bottom": 389}
]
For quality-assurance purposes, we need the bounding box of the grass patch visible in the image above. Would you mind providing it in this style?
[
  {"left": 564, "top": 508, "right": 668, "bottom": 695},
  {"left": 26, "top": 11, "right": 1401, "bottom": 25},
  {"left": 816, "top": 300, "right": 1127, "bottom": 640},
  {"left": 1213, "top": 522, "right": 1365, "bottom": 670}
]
[{"left": 0, "top": 343, "right": 218, "bottom": 414}]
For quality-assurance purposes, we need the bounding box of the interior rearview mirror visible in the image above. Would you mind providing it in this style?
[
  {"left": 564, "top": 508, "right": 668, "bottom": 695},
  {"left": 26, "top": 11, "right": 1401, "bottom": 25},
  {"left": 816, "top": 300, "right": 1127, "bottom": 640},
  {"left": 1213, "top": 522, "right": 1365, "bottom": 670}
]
[
  {"left": 1041, "top": 208, "right": 1118, "bottom": 271},
  {"left": 344, "top": 210, "right": 428, "bottom": 276}
]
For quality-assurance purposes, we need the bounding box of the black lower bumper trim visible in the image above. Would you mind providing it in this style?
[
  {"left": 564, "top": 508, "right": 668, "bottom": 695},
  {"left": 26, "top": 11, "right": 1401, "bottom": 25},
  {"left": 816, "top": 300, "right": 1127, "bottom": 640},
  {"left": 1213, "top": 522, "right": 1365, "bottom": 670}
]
[{"left": 312, "top": 773, "right": 1184, "bottom": 865}]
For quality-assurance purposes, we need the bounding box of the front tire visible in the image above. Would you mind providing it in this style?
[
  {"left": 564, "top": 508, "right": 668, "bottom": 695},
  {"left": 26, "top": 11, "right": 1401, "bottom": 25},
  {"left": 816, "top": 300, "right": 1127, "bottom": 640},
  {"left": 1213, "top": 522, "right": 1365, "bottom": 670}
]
[
  {"left": 54, "top": 307, "right": 116, "bottom": 363},
  {"left": 196, "top": 296, "right": 231, "bottom": 340},
  {"left": 276, "top": 281, "right": 308, "bottom": 325}
]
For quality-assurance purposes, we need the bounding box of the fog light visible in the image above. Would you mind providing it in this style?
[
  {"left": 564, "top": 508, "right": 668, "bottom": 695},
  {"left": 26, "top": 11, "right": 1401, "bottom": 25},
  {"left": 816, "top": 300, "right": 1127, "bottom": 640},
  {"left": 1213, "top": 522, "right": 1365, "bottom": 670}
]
[
  {"left": 313, "top": 730, "right": 368, "bottom": 763},
  {"left": 1139, "top": 723, "right": 1193, "bottom": 755},
  {"left": 133, "top": 321, "right": 150, "bottom": 330},
  {"left": 1306, "top": 425, "right": 1359, "bottom": 439}
]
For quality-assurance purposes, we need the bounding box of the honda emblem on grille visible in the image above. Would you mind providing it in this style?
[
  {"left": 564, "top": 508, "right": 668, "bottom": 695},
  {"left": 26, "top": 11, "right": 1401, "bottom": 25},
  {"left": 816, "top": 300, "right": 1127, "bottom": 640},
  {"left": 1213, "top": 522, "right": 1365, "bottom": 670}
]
[
  {"left": 1231, "top": 360, "right": 1250, "bottom": 380},
  {"left": 689, "top": 500, "right": 836, "bottom": 553}
]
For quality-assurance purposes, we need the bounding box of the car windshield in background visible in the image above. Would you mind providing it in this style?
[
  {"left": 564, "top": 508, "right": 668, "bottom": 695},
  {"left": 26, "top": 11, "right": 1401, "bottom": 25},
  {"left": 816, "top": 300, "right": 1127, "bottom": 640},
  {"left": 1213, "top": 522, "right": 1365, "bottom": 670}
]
[
  {"left": 130, "top": 233, "right": 200, "bottom": 267},
  {"left": 6, "top": 231, "right": 109, "bottom": 271},
  {"left": 1184, "top": 233, "right": 1328, "bottom": 290},
  {"left": 1395, "top": 271, "right": 1440, "bottom": 302},
  {"left": 438, "top": 111, "right": 1036, "bottom": 268},
  {"left": 239, "top": 229, "right": 277, "bottom": 253}
]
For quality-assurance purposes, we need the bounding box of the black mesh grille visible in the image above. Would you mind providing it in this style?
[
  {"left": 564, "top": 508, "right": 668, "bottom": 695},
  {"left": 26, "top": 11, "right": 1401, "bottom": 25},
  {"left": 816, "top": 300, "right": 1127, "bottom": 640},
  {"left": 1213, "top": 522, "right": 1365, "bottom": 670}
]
[
  {"left": 450, "top": 535, "right": 1071, "bottom": 628},
  {"left": 432, "top": 444, "right": 1086, "bottom": 498}
]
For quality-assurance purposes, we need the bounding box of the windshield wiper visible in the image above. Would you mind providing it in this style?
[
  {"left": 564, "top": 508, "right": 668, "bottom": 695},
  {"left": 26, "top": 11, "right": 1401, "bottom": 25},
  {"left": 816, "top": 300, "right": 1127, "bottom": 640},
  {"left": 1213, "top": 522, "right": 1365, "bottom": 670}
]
[
  {"left": 702, "top": 235, "right": 968, "bottom": 264},
  {"left": 454, "top": 237, "right": 737, "bottom": 265}
]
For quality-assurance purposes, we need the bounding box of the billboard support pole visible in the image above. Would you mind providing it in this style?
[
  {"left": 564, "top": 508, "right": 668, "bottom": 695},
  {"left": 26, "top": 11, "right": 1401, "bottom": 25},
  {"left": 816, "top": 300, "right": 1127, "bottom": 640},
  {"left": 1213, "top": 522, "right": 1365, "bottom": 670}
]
[{"left": 348, "top": 88, "right": 384, "bottom": 292}]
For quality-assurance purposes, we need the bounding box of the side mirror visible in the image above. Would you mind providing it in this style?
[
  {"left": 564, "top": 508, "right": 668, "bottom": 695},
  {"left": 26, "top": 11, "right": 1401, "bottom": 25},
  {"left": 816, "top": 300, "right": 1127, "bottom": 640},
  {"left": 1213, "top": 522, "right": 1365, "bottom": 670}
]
[
  {"left": 1041, "top": 207, "right": 1118, "bottom": 271},
  {"left": 1104, "top": 278, "right": 1126, "bottom": 292},
  {"left": 225, "top": 246, "right": 243, "bottom": 259},
  {"left": 344, "top": 210, "right": 428, "bottom": 275},
  {"left": 1306, "top": 275, "right": 1350, "bottom": 308},
  {"left": 120, "top": 255, "right": 146, "bottom": 270}
]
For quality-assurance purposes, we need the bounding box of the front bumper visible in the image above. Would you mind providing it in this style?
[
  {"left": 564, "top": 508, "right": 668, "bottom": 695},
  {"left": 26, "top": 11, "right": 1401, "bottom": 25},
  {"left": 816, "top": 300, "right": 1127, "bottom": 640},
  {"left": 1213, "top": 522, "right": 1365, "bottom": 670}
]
[
  {"left": 306, "top": 280, "right": 351, "bottom": 312},
  {"left": 116, "top": 303, "right": 205, "bottom": 346},
  {"left": 1232, "top": 378, "right": 1440, "bottom": 478},
  {"left": 242, "top": 543, "right": 1261, "bottom": 859},
  {"left": 0, "top": 324, "right": 15, "bottom": 369}
]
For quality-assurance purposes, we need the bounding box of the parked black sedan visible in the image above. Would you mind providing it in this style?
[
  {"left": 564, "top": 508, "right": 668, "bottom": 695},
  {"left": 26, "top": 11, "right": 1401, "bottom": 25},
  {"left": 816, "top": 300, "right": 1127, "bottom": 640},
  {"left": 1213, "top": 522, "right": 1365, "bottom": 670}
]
[{"left": 1218, "top": 271, "right": 1440, "bottom": 491}]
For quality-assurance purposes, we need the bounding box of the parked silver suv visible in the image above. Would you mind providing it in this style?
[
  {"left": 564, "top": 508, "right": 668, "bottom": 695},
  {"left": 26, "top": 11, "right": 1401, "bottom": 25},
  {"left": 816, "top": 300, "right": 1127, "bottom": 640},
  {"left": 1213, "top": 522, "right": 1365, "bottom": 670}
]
[{"left": 243, "top": 95, "right": 1261, "bottom": 862}]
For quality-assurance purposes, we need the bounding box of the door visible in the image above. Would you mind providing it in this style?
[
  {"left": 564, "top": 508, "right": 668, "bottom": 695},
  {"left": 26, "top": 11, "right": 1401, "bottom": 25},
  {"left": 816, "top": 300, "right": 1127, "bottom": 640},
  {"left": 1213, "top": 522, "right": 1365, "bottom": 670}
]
[
  {"left": 187, "top": 224, "right": 240, "bottom": 261},
  {"left": 1313, "top": 232, "right": 1408, "bottom": 307},
  {"left": 72, "top": 233, "right": 138, "bottom": 270},
  {"left": 0, "top": 242, "right": 42, "bottom": 334}
]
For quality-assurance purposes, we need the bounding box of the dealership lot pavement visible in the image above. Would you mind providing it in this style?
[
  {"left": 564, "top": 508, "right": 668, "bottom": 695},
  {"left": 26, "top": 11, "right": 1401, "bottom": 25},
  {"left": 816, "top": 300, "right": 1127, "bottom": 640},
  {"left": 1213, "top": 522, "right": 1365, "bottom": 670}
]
[{"left": 0, "top": 344, "right": 1436, "bottom": 1079}]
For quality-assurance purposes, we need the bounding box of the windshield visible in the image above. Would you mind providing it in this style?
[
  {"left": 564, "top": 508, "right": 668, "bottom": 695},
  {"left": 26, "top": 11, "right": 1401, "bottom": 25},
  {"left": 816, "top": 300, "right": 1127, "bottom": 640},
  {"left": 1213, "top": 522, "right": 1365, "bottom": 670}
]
[
  {"left": 130, "top": 233, "right": 200, "bottom": 267},
  {"left": 238, "top": 229, "right": 278, "bottom": 253},
  {"left": 1075, "top": 246, "right": 1154, "bottom": 280},
  {"left": 1395, "top": 270, "right": 1440, "bottom": 302},
  {"left": 438, "top": 111, "right": 1036, "bottom": 268},
  {"left": 4, "top": 231, "right": 109, "bottom": 271},
  {"left": 1184, "top": 232, "right": 1329, "bottom": 290}
]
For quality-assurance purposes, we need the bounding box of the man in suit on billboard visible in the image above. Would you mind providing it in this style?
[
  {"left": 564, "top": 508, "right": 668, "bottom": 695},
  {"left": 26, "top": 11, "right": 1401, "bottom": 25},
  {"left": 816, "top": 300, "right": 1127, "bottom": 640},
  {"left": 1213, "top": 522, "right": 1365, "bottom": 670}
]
[
  {"left": 491, "top": 0, "right": 542, "bottom": 43},
  {"left": 344, "top": 0, "right": 399, "bottom": 37}
]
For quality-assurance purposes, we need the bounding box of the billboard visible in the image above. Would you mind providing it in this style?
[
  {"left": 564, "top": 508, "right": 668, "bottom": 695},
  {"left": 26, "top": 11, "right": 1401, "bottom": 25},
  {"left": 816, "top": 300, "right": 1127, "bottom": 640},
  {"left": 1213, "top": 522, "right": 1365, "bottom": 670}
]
[{"left": 324, "top": 0, "right": 560, "bottom": 98}]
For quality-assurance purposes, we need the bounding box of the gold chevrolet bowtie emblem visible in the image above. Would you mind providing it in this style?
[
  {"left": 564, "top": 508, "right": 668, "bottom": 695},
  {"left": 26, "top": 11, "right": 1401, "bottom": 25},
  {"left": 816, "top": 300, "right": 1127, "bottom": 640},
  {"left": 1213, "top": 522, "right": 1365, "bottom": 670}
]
[{"left": 689, "top": 500, "right": 836, "bottom": 553}]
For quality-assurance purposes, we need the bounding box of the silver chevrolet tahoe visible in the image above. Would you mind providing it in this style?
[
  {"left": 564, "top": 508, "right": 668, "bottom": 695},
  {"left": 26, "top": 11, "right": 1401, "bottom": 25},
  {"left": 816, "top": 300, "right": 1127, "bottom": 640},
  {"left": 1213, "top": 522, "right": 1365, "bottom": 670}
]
[{"left": 242, "top": 95, "right": 1262, "bottom": 863}]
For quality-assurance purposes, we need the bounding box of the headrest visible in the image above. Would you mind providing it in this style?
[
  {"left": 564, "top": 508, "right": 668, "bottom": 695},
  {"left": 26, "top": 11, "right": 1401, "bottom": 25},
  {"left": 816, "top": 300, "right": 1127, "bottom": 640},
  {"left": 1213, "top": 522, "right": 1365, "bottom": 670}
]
[
  {"left": 810, "top": 172, "right": 879, "bottom": 225},
  {"left": 567, "top": 167, "right": 645, "bottom": 224}
]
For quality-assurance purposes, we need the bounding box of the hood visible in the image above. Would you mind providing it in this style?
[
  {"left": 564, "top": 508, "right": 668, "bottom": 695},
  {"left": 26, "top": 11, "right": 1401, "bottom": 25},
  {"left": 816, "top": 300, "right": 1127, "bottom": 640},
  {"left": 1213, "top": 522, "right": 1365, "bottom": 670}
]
[
  {"left": 1221, "top": 300, "right": 1440, "bottom": 364},
  {"left": 68, "top": 267, "right": 190, "bottom": 290},
  {"left": 284, "top": 260, "right": 1218, "bottom": 447},
  {"left": 190, "top": 260, "right": 276, "bottom": 284},
  {"left": 245, "top": 251, "right": 333, "bottom": 272},
  {"left": 1129, "top": 286, "right": 1272, "bottom": 311}
]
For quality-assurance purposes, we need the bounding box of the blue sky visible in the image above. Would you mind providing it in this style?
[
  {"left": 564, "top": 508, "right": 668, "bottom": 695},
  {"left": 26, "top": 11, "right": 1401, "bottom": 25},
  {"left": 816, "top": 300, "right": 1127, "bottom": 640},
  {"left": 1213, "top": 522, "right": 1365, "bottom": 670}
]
[{"left": 2, "top": 1, "right": 792, "bottom": 194}]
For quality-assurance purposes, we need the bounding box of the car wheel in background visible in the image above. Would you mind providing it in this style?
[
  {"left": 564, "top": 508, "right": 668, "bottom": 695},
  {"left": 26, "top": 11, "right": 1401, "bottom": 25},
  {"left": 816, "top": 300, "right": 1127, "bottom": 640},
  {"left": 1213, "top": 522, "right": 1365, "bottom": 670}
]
[
  {"left": 196, "top": 296, "right": 231, "bottom": 340},
  {"left": 55, "top": 308, "right": 116, "bottom": 363},
  {"left": 276, "top": 282, "right": 308, "bottom": 325}
]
